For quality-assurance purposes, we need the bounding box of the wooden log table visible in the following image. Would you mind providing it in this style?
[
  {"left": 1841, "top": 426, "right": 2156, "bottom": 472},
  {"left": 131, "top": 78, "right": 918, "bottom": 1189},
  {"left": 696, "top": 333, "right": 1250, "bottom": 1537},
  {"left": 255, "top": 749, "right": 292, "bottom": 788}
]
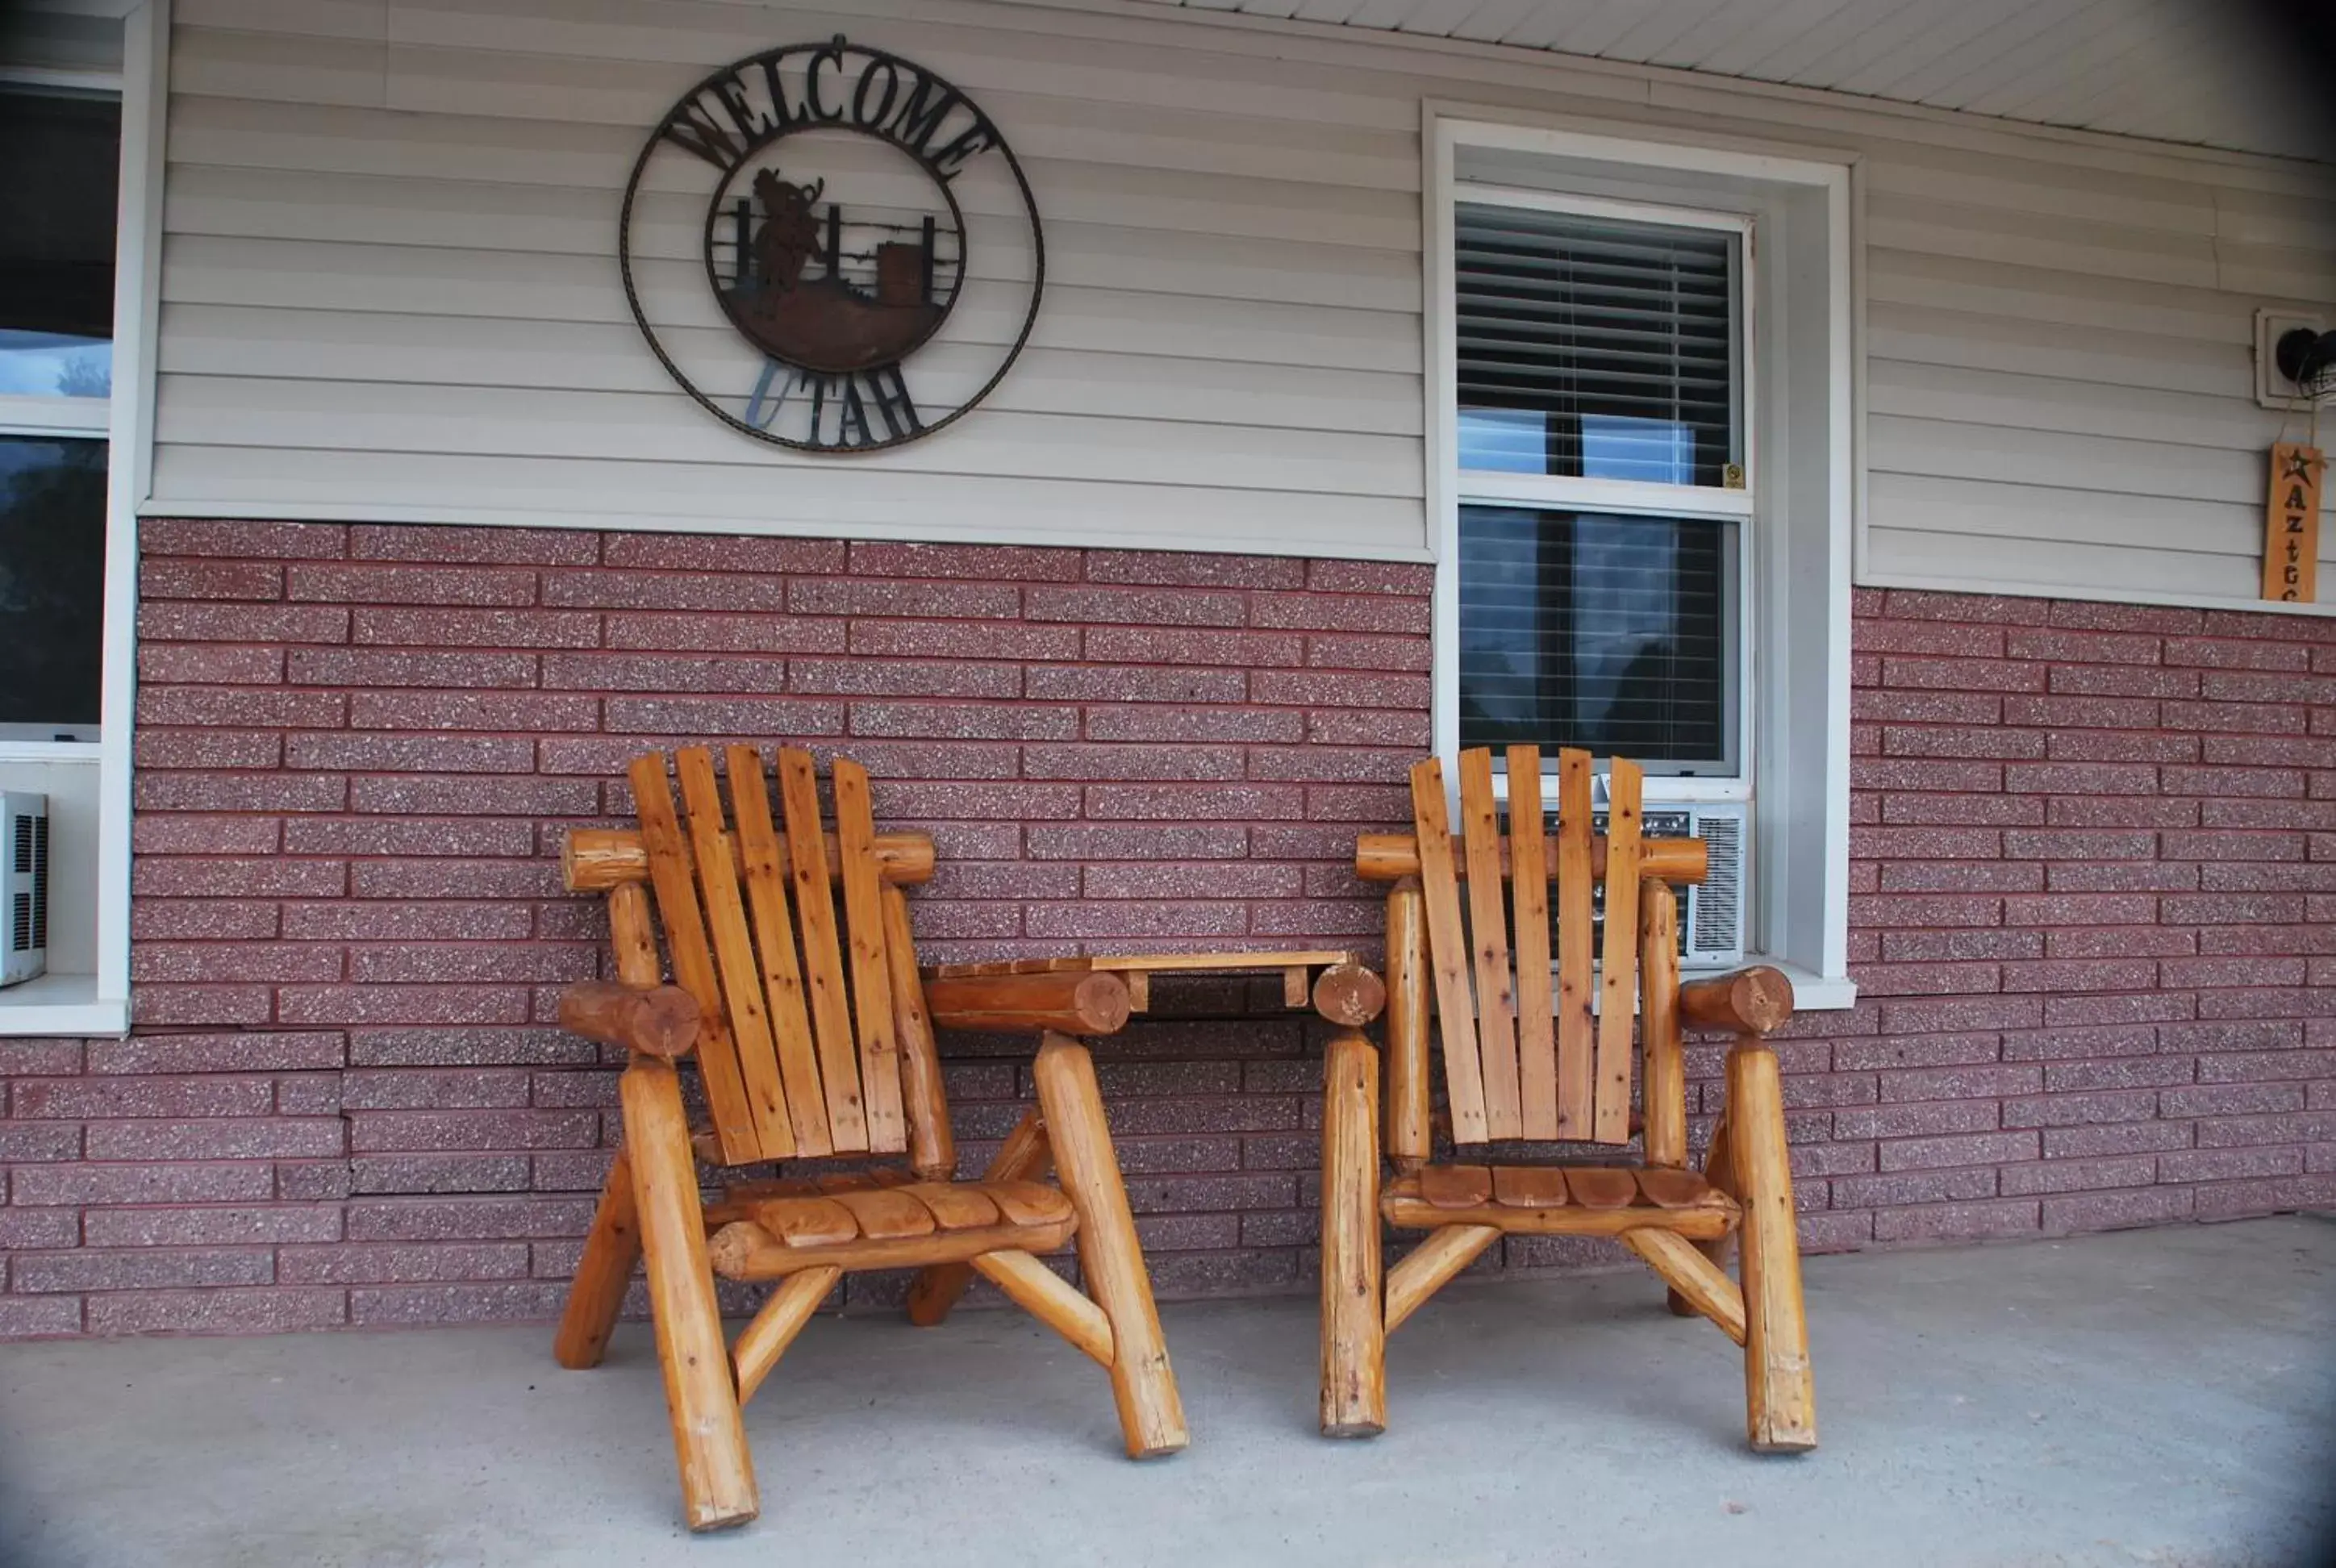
[{"left": 921, "top": 950, "right": 1386, "bottom": 1028}]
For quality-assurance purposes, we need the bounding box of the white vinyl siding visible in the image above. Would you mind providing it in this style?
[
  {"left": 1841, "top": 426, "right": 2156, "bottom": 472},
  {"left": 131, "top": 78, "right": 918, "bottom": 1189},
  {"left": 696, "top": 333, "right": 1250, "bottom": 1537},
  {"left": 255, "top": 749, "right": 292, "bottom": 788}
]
[{"left": 150, "top": 0, "right": 2336, "bottom": 602}]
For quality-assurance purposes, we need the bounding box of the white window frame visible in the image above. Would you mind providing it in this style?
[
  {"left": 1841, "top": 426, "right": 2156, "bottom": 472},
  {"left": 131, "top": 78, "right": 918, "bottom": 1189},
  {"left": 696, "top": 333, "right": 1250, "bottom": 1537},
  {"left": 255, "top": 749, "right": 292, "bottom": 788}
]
[
  {"left": 1450, "top": 183, "right": 1757, "bottom": 796},
  {"left": 1428, "top": 108, "right": 1858, "bottom": 1010},
  {"left": 0, "top": 0, "right": 166, "bottom": 1036}
]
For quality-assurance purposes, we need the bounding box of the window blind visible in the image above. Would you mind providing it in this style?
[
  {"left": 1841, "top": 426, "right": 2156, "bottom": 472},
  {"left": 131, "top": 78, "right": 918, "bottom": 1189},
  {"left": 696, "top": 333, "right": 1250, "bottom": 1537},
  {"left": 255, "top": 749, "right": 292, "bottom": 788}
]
[
  {"left": 1455, "top": 202, "right": 1737, "bottom": 486},
  {"left": 0, "top": 437, "right": 106, "bottom": 728},
  {"left": 0, "top": 91, "right": 119, "bottom": 399},
  {"left": 1458, "top": 505, "right": 1734, "bottom": 769}
]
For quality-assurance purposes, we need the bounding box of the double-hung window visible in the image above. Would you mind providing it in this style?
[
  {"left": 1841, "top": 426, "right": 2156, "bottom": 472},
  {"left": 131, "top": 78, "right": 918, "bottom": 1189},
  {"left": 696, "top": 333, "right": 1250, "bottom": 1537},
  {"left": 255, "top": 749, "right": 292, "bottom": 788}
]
[
  {"left": 1454, "top": 190, "right": 1752, "bottom": 786},
  {"left": 0, "top": 0, "right": 157, "bottom": 1034},
  {"left": 1432, "top": 116, "right": 1858, "bottom": 1006},
  {"left": 0, "top": 82, "right": 116, "bottom": 744}
]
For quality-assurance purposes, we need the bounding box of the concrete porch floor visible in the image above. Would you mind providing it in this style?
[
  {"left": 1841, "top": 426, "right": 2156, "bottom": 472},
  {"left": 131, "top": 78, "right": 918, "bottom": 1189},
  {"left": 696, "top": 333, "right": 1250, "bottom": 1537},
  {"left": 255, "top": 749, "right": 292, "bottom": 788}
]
[{"left": 2, "top": 1217, "right": 2331, "bottom": 1568}]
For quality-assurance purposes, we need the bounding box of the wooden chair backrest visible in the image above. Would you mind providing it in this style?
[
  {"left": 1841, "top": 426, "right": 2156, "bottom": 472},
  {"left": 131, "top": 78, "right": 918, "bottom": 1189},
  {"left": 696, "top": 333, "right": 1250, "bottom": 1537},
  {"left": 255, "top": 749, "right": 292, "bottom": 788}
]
[
  {"left": 623, "top": 744, "right": 938, "bottom": 1168},
  {"left": 1402, "top": 744, "right": 1701, "bottom": 1148}
]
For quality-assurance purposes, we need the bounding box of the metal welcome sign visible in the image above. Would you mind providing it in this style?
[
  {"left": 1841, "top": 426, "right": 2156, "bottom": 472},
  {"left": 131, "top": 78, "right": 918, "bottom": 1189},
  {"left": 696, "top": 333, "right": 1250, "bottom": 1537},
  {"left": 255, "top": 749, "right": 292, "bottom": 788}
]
[{"left": 620, "top": 38, "right": 1045, "bottom": 453}]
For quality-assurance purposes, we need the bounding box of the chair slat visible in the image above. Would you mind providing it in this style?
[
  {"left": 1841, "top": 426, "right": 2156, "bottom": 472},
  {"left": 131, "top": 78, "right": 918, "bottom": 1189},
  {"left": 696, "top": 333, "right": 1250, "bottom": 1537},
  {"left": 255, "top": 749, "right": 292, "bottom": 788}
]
[
  {"left": 1566, "top": 1167, "right": 1637, "bottom": 1209},
  {"left": 832, "top": 757, "right": 908, "bottom": 1156},
  {"left": 625, "top": 754, "right": 763, "bottom": 1164},
  {"left": 674, "top": 748, "right": 800, "bottom": 1161},
  {"left": 901, "top": 1182, "right": 999, "bottom": 1232},
  {"left": 1592, "top": 757, "right": 1644, "bottom": 1145},
  {"left": 1491, "top": 1165, "right": 1568, "bottom": 1208},
  {"left": 1637, "top": 1168, "right": 1707, "bottom": 1209},
  {"left": 1553, "top": 749, "right": 1596, "bottom": 1138},
  {"left": 751, "top": 1195, "right": 858, "bottom": 1247},
  {"left": 1506, "top": 745, "right": 1558, "bottom": 1141},
  {"left": 721, "top": 746, "right": 833, "bottom": 1157},
  {"left": 1408, "top": 757, "right": 1488, "bottom": 1146},
  {"left": 989, "top": 1181, "right": 1074, "bottom": 1228},
  {"left": 1420, "top": 1163, "right": 1493, "bottom": 1209},
  {"left": 829, "top": 1187, "right": 933, "bottom": 1241},
  {"left": 1457, "top": 749, "right": 1521, "bottom": 1141},
  {"left": 776, "top": 749, "right": 870, "bottom": 1154}
]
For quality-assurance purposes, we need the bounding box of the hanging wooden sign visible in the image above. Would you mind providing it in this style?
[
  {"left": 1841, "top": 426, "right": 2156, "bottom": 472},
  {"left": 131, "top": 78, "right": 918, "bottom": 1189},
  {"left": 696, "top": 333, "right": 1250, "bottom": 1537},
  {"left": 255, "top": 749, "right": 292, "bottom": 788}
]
[{"left": 2262, "top": 442, "right": 2325, "bottom": 603}]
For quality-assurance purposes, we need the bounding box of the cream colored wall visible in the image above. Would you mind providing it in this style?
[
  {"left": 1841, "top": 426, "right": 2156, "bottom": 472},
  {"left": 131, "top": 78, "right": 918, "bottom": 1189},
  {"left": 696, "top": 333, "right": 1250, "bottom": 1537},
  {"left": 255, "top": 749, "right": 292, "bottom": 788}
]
[{"left": 152, "top": 0, "right": 2336, "bottom": 601}]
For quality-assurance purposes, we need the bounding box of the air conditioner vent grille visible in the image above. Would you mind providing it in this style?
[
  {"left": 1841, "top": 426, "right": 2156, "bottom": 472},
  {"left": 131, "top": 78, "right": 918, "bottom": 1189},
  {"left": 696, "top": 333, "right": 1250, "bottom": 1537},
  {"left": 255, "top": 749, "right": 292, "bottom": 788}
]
[
  {"left": 1544, "top": 800, "right": 1746, "bottom": 970},
  {"left": 2, "top": 794, "right": 51, "bottom": 986},
  {"left": 1693, "top": 811, "right": 1741, "bottom": 957}
]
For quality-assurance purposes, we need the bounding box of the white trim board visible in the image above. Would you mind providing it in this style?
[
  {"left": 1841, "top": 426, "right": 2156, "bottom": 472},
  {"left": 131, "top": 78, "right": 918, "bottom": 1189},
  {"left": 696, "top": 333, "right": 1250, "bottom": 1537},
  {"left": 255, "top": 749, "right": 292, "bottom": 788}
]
[
  {"left": 135, "top": 497, "right": 1441, "bottom": 561},
  {"left": 0, "top": 0, "right": 162, "bottom": 1039},
  {"left": 0, "top": 973, "right": 128, "bottom": 1037},
  {"left": 1425, "top": 108, "right": 1858, "bottom": 1008}
]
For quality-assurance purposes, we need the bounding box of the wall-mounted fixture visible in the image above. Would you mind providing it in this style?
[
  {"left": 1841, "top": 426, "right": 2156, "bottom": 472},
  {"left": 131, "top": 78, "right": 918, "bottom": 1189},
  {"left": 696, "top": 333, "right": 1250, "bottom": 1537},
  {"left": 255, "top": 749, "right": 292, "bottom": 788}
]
[
  {"left": 2277, "top": 327, "right": 2336, "bottom": 396},
  {"left": 2258, "top": 309, "right": 2336, "bottom": 410}
]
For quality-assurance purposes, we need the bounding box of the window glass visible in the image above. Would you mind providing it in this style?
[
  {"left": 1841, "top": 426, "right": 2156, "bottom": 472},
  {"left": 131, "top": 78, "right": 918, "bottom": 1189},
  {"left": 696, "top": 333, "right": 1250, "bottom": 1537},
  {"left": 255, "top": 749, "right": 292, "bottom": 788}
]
[
  {"left": 1458, "top": 504, "right": 1735, "bottom": 771},
  {"left": 0, "top": 90, "right": 120, "bottom": 399},
  {"left": 0, "top": 436, "right": 106, "bottom": 731},
  {"left": 1455, "top": 202, "right": 1737, "bottom": 486}
]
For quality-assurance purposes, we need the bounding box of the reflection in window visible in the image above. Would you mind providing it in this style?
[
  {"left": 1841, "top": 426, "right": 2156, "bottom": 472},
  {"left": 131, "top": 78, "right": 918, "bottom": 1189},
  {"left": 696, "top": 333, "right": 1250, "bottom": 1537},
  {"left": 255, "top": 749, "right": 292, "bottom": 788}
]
[
  {"left": 0, "top": 437, "right": 106, "bottom": 729},
  {"left": 1458, "top": 504, "right": 1733, "bottom": 769},
  {"left": 0, "top": 90, "right": 119, "bottom": 399},
  {"left": 1580, "top": 414, "right": 1694, "bottom": 484}
]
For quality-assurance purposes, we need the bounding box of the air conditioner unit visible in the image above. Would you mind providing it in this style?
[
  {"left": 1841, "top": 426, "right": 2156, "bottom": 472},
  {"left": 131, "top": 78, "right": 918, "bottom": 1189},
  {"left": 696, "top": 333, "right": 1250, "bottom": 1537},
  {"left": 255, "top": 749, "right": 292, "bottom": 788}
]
[
  {"left": 1562, "top": 800, "right": 1747, "bottom": 971},
  {"left": 2, "top": 793, "right": 48, "bottom": 988}
]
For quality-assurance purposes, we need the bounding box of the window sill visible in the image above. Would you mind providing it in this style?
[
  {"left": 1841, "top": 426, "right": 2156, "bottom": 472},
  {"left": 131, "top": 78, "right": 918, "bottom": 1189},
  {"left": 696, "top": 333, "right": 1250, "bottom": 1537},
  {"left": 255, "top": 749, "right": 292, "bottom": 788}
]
[
  {"left": 0, "top": 740, "right": 102, "bottom": 763},
  {"left": 1751, "top": 958, "right": 1857, "bottom": 1012},
  {"left": 0, "top": 972, "right": 127, "bottom": 1036}
]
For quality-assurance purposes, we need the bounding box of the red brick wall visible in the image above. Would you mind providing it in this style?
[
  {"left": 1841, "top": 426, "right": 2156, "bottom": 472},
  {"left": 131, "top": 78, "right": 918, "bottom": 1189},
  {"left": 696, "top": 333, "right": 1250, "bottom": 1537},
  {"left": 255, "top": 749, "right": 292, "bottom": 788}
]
[{"left": 1, "top": 519, "right": 2331, "bottom": 1338}]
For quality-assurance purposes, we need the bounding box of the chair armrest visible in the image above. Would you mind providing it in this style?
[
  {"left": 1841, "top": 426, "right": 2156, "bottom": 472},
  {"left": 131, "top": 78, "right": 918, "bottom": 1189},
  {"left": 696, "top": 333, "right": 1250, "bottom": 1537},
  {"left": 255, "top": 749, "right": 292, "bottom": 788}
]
[
  {"left": 1678, "top": 965, "right": 1794, "bottom": 1037},
  {"left": 924, "top": 971, "right": 1131, "bottom": 1037},
  {"left": 558, "top": 980, "right": 700, "bottom": 1059}
]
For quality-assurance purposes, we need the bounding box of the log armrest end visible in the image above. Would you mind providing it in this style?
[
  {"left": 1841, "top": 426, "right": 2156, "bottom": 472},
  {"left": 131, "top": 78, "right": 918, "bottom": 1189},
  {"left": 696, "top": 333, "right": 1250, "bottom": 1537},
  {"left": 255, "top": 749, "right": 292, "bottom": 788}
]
[
  {"left": 559, "top": 979, "right": 701, "bottom": 1059},
  {"left": 1677, "top": 965, "right": 1795, "bottom": 1038}
]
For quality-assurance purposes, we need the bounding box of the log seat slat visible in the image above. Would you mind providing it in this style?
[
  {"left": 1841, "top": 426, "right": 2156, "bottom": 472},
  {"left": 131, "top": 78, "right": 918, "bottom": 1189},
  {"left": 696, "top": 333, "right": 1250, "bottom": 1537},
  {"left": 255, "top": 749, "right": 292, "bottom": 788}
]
[
  {"left": 712, "top": 1178, "right": 1078, "bottom": 1278},
  {"left": 1382, "top": 1166, "right": 1741, "bottom": 1241},
  {"left": 830, "top": 1186, "right": 934, "bottom": 1241}
]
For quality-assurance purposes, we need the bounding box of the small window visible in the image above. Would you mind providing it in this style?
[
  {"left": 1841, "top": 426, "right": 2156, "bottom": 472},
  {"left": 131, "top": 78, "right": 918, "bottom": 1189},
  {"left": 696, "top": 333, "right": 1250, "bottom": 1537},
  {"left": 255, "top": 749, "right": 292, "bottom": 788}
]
[
  {"left": 1456, "top": 201, "right": 1742, "bottom": 489},
  {"left": 0, "top": 85, "right": 118, "bottom": 745},
  {"left": 0, "top": 436, "right": 106, "bottom": 730},
  {"left": 0, "top": 90, "right": 119, "bottom": 400},
  {"left": 1458, "top": 504, "right": 1737, "bottom": 770}
]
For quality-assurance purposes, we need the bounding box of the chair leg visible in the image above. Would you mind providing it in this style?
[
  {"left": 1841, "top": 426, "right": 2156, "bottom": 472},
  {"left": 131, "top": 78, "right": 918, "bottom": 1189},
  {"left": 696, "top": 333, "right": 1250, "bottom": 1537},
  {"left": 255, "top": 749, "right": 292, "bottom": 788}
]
[
  {"left": 1319, "top": 1029, "right": 1387, "bottom": 1438},
  {"left": 906, "top": 1105, "right": 1050, "bottom": 1328},
  {"left": 1670, "top": 1108, "right": 1735, "bottom": 1318},
  {"left": 1726, "top": 1042, "right": 1817, "bottom": 1453},
  {"left": 553, "top": 1145, "right": 640, "bottom": 1369},
  {"left": 1032, "top": 1033, "right": 1189, "bottom": 1459},
  {"left": 733, "top": 1266, "right": 841, "bottom": 1405},
  {"left": 622, "top": 1058, "right": 760, "bottom": 1530}
]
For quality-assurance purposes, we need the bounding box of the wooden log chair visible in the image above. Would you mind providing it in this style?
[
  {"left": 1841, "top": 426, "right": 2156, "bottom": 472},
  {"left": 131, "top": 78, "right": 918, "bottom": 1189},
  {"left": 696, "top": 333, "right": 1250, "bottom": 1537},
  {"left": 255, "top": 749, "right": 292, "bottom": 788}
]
[
  {"left": 551, "top": 745, "right": 1187, "bottom": 1531},
  {"left": 1320, "top": 744, "right": 1817, "bottom": 1452}
]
